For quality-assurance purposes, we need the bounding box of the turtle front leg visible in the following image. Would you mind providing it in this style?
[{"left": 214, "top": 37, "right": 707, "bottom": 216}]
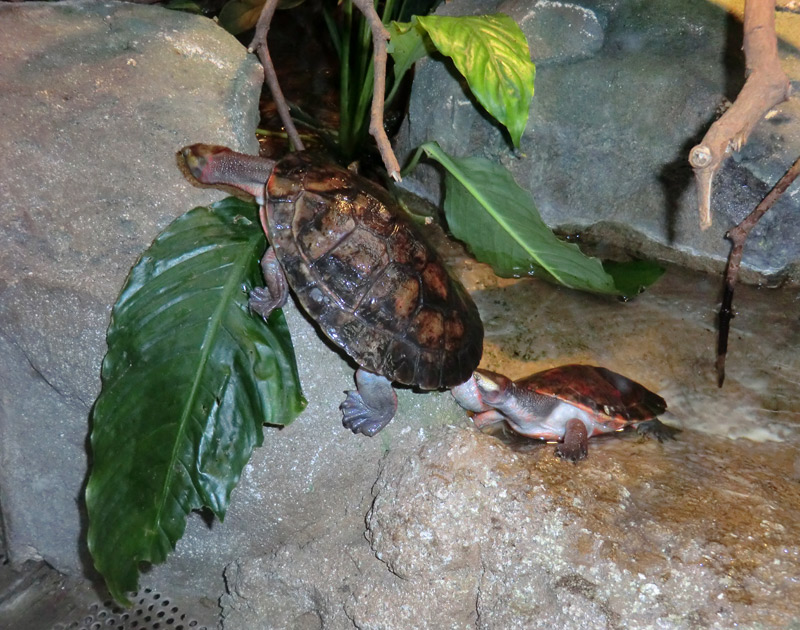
[
  {"left": 340, "top": 369, "right": 397, "bottom": 436},
  {"left": 555, "top": 418, "right": 589, "bottom": 462},
  {"left": 248, "top": 247, "right": 288, "bottom": 320}
]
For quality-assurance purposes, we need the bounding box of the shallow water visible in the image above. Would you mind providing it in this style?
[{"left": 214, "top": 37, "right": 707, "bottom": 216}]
[{"left": 457, "top": 259, "right": 800, "bottom": 445}]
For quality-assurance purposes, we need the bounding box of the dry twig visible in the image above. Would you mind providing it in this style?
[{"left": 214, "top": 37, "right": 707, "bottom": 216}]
[
  {"left": 716, "top": 155, "right": 800, "bottom": 386},
  {"left": 351, "top": 0, "right": 401, "bottom": 180},
  {"left": 689, "top": 0, "right": 791, "bottom": 229}
]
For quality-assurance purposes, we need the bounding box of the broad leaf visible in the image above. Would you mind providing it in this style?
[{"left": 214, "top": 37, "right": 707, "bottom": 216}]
[
  {"left": 415, "top": 14, "right": 535, "bottom": 147},
  {"left": 164, "top": 0, "right": 205, "bottom": 13},
  {"left": 86, "top": 198, "right": 306, "bottom": 603},
  {"left": 218, "top": 0, "right": 265, "bottom": 35},
  {"left": 603, "top": 260, "right": 665, "bottom": 299},
  {"left": 420, "top": 142, "right": 661, "bottom": 295},
  {"left": 387, "top": 20, "right": 434, "bottom": 84},
  {"left": 218, "top": 0, "right": 306, "bottom": 35}
]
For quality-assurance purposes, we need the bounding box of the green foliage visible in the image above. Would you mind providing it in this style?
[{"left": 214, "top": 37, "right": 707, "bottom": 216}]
[
  {"left": 331, "top": 0, "right": 440, "bottom": 159},
  {"left": 86, "top": 198, "right": 306, "bottom": 603},
  {"left": 218, "top": 0, "right": 266, "bottom": 34},
  {"left": 386, "top": 20, "right": 434, "bottom": 87},
  {"left": 218, "top": 0, "right": 307, "bottom": 35},
  {"left": 388, "top": 14, "right": 535, "bottom": 148},
  {"left": 415, "top": 142, "right": 663, "bottom": 295},
  {"left": 413, "top": 15, "right": 534, "bottom": 147}
]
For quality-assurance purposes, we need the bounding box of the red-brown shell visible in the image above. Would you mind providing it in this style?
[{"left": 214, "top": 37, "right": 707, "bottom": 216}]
[
  {"left": 516, "top": 364, "right": 666, "bottom": 426},
  {"left": 265, "top": 152, "right": 483, "bottom": 390}
]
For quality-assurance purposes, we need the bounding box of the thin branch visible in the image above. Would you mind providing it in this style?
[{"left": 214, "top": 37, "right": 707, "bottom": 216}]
[
  {"left": 352, "top": 0, "right": 402, "bottom": 181},
  {"left": 689, "top": 0, "right": 791, "bottom": 229},
  {"left": 716, "top": 154, "right": 800, "bottom": 386},
  {"left": 248, "top": 0, "right": 306, "bottom": 152}
]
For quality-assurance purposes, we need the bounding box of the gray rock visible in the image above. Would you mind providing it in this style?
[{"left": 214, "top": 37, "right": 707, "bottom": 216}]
[
  {"left": 505, "top": 0, "right": 605, "bottom": 65},
  {"left": 395, "top": 0, "right": 800, "bottom": 282},
  {"left": 221, "top": 423, "right": 800, "bottom": 629},
  {"left": 0, "top": 0, "right": 261, "bottom": 578},
  {"left": 219, "top": 261, "right": 800, "bottom": 629},
  {"left": 3, "top": 1, "right": 800, "bottom": 627},
  {"left": 0, "top": 0, "right": 469, "bottom": 607}
]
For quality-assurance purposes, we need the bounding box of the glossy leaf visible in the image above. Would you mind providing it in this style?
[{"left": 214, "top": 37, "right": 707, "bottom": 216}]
[
  {"left": 420, "top": 142, "right": 660, "bottom": 295},
  {"left": 217, "top": 0, "right": 306, "bottom": 35},
  {"left": 603, "top": 260, "right": 665, "bottom": 299},
  {"left": 415, "top": 14, "right": 535, "bottom": 147},
  {"left": 387, "top": 20, "right": 434, "bottom": 84},
  {"left": 218, "top": 0, "right": 265, "bottom": 35},
  {"left": 86, "top": 198, "right": 306, "bottom": 603}
]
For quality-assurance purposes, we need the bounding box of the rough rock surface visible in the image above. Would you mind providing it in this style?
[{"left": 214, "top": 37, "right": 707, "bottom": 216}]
[
  {"left": 395, "top": 0, "right": 800, "bottom": 282},
  {"left": 0, "top": 0, "right": 260, "bottom": 579},
  {"left": 0, "top": 0, "right": 469, "bottom": 608},
  {"left": 2, "top": 1, "right": 800, "bottom": 628},
  {"left": 221, "top": 426, "right": 800, "bottom": 629},
  {"left": 219, "top": 263, "right": 800, "bottom": 630}
]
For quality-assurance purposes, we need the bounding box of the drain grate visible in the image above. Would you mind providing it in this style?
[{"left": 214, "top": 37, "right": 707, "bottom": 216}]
[{"left": 52, "top": 587, "right": 211, "bottom": 630}]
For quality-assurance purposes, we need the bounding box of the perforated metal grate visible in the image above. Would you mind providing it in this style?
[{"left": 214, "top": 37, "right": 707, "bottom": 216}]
[{"left": 52, "top": 587, "right": 211, "bottom": 630}]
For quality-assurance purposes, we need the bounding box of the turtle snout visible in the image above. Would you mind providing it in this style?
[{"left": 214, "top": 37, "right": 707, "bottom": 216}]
[
  {"left": 451, "top": 375, "right": 488, "bottom": 412},
  {"left": 473, "top": 369, "right": 513, "bottom": 406}
]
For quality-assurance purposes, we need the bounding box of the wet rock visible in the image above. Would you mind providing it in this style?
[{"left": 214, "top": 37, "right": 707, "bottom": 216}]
[
  {"left": 220, "top": 425, "right": 800, "bottom": 629},
  {"left": 0, "top": 0, "right": 469, "bottom": 605},
  {"left": 0, "top": 0, "right": 262, "bottom": 579},
  {"left": 395, "top": 0, "right": 800, "bottom": 282},
  {"left": 364, "top": 426, "right": 800, "bottom": 629},
  {"left": 505, "top": 0, "right": 606, "bottom": 65}
]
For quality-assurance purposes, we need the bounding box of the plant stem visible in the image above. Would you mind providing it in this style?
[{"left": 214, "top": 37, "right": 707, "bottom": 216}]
[
  {"left": 248, "top": 0, "right": 305, "bottom": 151},
  {"left": 340, "top": 0, "right": 354, "bottom": 155}
]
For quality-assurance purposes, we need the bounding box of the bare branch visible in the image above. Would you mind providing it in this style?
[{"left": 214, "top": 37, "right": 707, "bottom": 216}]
[
  {"left": 716, "top": 154, "right": 800, "bottom": 386},
  {"left": 351, "top": 0, "right": 402, "bottom": 181},
  {"left": 248, "top": 0, "right": 306, "bottom": 152},
  {"left": 689, "top": 0, "right": 791, "bottom": 229}
]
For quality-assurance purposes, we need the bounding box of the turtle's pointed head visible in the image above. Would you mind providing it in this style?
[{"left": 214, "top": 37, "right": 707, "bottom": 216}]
[
  {"left": 452, "top": 369, "right": 513, "bottom": 412},
  {"left": 177, "top": 144, "right": 274, "bottom": 205},
  {"left": 178, "top": 144, "right": 230, "bottom": 183},
  {"left": 472, "top": 369, "right": 513, "bottom": 406}
]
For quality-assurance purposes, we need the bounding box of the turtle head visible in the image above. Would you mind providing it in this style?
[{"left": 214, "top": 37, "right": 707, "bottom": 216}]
[
  {"left": 472, "top": 370, "right": 514, "bottom": 406},
  {"left": 177, "top": 144, "right": 275, "bottom": 205},
  {"left": 452, "top": 369, "right": 514, "bottom": 412}
]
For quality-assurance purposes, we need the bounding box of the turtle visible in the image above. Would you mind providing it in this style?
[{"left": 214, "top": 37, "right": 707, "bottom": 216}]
[
  {"left": 180, "top": 144, "right": 484, "bottom": 436},
  {"left": 451, "top": 364, "right": 677, "bottom": 461}
]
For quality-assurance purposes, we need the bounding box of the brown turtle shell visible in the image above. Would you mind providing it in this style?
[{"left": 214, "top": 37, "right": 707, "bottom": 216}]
[
  {"left": 516, "top": 364, "right": 666, "bottom": 428},
  {"left": 265, "top": 152, "right": 483, "bottom": 390}
]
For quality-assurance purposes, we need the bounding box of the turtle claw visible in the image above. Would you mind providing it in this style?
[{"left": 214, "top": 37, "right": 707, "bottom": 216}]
[
  {"left": 248, "top": 286, "right": 282, "bottom": 319},
  {"left": 636, "top": 418, "right": 680, "bottom": 442},
  {"left": 555, "top": 418, "right": 589, "bottom": 462},
  {"left": 248, "top": 248, "right": 288, "bottom": 320},
  {"left": 340, "top": 370, "right": 397, "bottom": 437}
]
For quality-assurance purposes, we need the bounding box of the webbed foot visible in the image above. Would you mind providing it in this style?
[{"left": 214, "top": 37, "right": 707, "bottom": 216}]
[
  {"left": 555, "top": 418, "right": 589, "bottom": 462},
  {"left": 340, "top": 370, "right": 397, "bottom": 436},
  {"left": 636, "top": 418, "right": 680, "bottom": 442},
  {"left": 248, "top": 248, "right": 288, "bottom": 319}
]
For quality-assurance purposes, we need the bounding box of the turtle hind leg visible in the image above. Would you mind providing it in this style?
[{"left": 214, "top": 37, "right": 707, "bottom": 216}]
[
  {"left": 636, "top": 418, "right": 680, "bottom": 442},
  {"left": 249, "top": 247, "right": 288, "bottom": 320},
  {"left": 555, "top": 418, "right": 589, "bottom": 462},
  {"left": 340, "top": 369, "right": 397, "bottom": 436}
]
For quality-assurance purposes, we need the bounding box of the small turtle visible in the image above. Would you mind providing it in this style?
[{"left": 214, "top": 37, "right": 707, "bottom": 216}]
[
  {"left": 180, "top": 144, "right": 483, "bottom": 436},
  {"left": 451, "top": 364, "right": 677, "bottom": 461}
]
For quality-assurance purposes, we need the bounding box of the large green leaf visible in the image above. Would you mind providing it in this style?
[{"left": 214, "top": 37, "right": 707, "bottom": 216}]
[
  {"left": 414, "top": 14, "right": 535, "bottom": 147},
  {"left": 419, "top": 142, "right": 661, "bottom": 295},
  {"left": 218, "top": 0, "right": 265, "bottom": 35},
  {"left": 218, "top": 0, "right": 306, "bottom": 35},
  {"left": 86, "top": 197, "right": 306, "bottom": 603},
  {"left": 387, "top": 20, "right": 434, "bottom": 84}
]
